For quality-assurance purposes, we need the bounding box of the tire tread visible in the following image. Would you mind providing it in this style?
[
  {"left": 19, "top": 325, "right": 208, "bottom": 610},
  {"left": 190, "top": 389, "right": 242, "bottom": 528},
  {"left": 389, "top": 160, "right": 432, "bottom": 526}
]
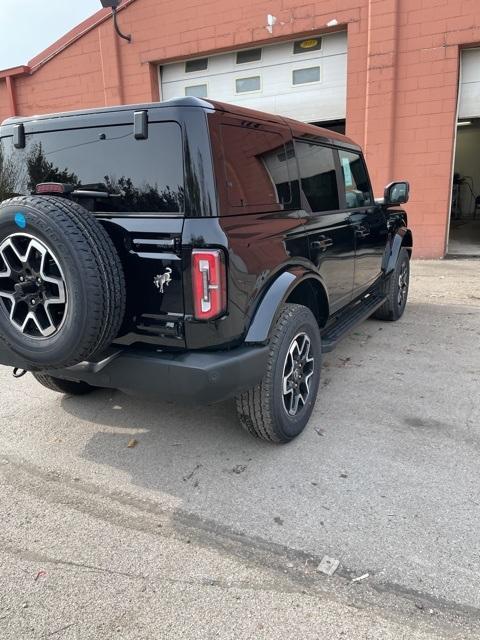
[
  {"left": 236, "top": 304, "right": 318, "bottom": 443},
  {"left": 0, "top": 196, "right": 126, "bottom": 368}
]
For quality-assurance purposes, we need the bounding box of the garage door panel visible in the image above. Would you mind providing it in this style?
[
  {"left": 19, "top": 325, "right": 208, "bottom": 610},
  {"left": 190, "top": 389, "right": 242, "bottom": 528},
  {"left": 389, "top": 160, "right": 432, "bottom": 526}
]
[
  {"left": 459, "top": 48, "right": 480, "bottom": 119},
  {"left": 161, "top": 31, "right": 347, "bottom": 123}
]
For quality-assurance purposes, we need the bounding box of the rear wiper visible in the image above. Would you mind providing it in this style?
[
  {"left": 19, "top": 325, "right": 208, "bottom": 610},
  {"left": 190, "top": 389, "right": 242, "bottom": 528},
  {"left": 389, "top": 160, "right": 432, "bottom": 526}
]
[
  {"left": 72, "top": 189, "right": 122, "bottom": 199},
  {"left": 72, "top": 184, "right": 122, "bottom": 198}
]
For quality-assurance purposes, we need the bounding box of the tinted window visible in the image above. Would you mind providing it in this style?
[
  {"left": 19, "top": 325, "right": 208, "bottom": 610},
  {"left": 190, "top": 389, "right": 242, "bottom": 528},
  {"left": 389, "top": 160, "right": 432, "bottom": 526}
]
[
  {"left": 296, "top": 141, "right": 339, "bottom": 212},
  {"left": 221, "top": 124, "right": 293, "bottom": 208},
  {"left": 338, "top": 149, "right": 372, "bottom": 208},
  {"left": 236, "top": 48, "right": 262, "bottom": 64},
  {"left": 0, "top": 122, "right": 184, "bottom": 214},
  {"left": 185, "top": 58, "right": 208, "bottom": 72},
  {"left": 294, "top": 37, "right": 322, "bottom": 54}
]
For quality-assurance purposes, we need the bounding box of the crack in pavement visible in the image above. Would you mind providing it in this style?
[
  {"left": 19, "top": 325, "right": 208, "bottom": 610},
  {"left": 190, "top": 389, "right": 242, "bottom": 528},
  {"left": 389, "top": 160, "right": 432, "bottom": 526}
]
[{"left": 1, "top": 454, "right": 479, "bottom": 637}]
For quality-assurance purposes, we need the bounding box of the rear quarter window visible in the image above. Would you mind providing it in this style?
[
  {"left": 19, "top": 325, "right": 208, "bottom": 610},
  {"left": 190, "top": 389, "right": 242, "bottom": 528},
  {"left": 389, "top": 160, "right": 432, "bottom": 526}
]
[
  {"left": 0, "top": 121, "right": 184, "bottom": 214},
  {"left": 220, "top": 123, "right": 296, "bottom": 212}
]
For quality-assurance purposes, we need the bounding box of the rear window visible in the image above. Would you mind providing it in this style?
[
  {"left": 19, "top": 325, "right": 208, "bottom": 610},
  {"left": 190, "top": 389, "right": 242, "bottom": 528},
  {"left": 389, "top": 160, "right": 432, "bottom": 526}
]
[{"left": 0, "top": 121, "right": 184, "bottom": 214}]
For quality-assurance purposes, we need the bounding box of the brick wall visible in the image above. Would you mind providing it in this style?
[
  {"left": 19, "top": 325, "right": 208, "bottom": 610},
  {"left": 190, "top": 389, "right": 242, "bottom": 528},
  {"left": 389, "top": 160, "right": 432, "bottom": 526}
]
[{"left": 1, "top": 0, "right": 480, "bottom": 257}]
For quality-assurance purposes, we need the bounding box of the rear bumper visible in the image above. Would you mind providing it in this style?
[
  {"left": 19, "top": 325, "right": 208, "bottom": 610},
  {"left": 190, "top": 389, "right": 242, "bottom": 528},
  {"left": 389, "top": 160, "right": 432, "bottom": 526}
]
[{"left": 1, "top": 345, "right": 269, "bottom": 404}]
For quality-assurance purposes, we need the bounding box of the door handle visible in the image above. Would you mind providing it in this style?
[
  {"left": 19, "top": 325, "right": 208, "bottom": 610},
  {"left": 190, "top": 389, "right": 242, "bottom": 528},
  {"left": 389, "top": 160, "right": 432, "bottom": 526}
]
[
  {"left": 311, "top": 236, "right": 333, "bottom": 251},
  {"left": 354, "top": 224, "right": 370, "bottom": 239}
]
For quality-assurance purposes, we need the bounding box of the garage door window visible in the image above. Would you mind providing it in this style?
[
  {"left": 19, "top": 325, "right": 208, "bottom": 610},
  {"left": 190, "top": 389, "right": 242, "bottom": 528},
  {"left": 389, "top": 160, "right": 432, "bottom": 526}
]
[
  {"left": 294, "top": 37, "right": 322, "bottom": 54},
  {"left": 185, "top": 84, "right": 207, "bottom": 98},
  {"left": 185, "top": 58, "right": 208, "bottom": 73},
  {"left": 235, "top": 76, "right": 261, "bottom": 93},
  {"left": 293, "top": 67, "right": 320, "bottom": 85},
  {"left": 236, "top": 48, "right": 262, "bottom": 64},
  {"left": 221, "top": 124, "right": 294, "bottom": 208},
  {"left": 296, "top": 141, "right": 339, "bottom": 212}
]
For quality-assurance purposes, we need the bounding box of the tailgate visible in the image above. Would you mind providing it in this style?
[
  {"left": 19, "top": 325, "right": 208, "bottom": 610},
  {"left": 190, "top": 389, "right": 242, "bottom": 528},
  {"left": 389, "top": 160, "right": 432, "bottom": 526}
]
[{"left": 99, "top": 216, "right": 186, "bottom": 349}]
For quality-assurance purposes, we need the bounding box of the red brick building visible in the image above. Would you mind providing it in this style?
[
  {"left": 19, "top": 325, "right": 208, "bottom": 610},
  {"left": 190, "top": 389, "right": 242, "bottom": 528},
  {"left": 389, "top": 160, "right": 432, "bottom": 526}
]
[{"left": 1, "top": 0, "right": 480, "bottom": 258}]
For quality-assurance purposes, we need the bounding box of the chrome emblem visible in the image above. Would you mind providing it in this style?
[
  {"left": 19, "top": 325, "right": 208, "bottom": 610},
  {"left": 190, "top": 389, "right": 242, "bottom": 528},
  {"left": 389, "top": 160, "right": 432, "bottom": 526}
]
[{"left": 154, "top": 267, "right": 172, "bottom": 293}]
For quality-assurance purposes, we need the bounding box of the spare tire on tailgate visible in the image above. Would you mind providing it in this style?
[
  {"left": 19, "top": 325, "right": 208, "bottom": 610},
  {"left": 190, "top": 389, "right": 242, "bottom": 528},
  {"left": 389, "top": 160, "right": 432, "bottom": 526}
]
[{"left": 0, "top": 195, "right": 126, "bottom": 369}]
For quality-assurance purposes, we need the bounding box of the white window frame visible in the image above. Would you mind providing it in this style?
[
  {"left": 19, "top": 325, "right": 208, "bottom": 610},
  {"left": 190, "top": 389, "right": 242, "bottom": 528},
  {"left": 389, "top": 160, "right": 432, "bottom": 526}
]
[
  {"left": 184, "top": 82, "right": 209, "bottom": 98},
  {"left": 291, "top": 66, "right": 322, "bottom": 87},
  {"left": 235, "top": 75, "right": 262, "bottom": 95}
]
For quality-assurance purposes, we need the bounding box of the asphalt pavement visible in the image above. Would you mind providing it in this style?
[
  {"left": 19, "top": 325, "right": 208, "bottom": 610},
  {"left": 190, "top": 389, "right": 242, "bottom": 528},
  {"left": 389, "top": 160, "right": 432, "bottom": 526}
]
[{"left": 0, "top": 259, "right": 479, "bottom": 639}]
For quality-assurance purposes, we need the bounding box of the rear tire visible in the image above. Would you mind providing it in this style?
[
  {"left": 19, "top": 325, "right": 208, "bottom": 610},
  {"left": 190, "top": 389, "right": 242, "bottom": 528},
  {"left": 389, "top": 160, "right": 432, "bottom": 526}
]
[
  {"left": 32, "top": 372, "right": 95, "bottom": 396},
  {"left": 373, "top": 247, "right": 410, "bottom": 321},
  {"left": 236, "top": 304, "right": 321, "bottom": 444}
]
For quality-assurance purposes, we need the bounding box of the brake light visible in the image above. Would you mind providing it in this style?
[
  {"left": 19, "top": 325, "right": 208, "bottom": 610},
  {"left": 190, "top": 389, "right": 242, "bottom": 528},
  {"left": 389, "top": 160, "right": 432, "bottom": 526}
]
[
  {"left": 36, "top": 183, "right": 74, "bottom": 195},
  {"left": 191, "top": 249, "right": 227, "bottom": 320}
]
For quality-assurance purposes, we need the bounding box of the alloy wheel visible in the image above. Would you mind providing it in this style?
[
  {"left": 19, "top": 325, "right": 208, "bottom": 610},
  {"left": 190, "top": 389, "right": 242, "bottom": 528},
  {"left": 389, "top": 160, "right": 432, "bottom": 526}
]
[
  {"left": 282, "top": 332, "right": 315, "bottom": 416},
  {"left": 397, "top": 261, "right": 409, "bottom": 307},
  {"left": 0, "top": 233, "right": 67, "bottom": 338}
]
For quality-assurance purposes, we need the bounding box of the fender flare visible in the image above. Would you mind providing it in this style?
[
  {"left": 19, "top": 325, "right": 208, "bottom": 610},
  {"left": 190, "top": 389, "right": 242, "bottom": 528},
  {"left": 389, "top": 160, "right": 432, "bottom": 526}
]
[
  {"left": 245, "top": 267, "right": 328, "bottom": 344},
  {"left": 383, "top": 227, "right": 413, "bottom": 275}
]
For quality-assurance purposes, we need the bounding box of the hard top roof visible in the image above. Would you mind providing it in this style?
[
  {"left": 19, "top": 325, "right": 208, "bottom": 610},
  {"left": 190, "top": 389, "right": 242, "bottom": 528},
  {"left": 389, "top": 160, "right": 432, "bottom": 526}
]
[{"left": 1, "top": 96, "right": 359, "bottom": 149}]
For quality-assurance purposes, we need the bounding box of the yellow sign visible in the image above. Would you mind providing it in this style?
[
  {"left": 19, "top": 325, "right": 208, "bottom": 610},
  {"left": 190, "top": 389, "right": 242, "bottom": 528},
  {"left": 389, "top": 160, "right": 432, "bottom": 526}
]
[{"left": 300, "top": 39, "right": 319, "bottom": 49}]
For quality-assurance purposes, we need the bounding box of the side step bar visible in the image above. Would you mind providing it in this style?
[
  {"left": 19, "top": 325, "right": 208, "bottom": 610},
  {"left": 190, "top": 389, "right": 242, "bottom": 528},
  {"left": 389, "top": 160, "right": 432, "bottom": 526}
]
[{"left": 321, "top": 293, "right": 386, "bottom": 353}]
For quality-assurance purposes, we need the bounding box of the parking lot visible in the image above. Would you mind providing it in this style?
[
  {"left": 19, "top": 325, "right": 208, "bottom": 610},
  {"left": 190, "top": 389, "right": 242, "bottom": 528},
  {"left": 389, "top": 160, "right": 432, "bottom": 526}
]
[{"left": 0, "top": 258, "right": 479, "bottom": 639}]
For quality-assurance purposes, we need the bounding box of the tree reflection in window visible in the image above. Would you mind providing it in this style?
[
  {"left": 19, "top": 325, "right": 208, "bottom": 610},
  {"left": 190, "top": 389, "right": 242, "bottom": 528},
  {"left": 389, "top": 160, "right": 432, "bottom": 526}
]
[
  {"left": 102, "top": 175, "right": 184, "bottom": 213},
  {"left": 26, "top": 143, "right": 79, "bottom": 192},
  {"left": 0, "top": 143, "right": 24, "bottom": 201},
  {"left": 1, "top": 122, "right": 185, "bottom": 214}
]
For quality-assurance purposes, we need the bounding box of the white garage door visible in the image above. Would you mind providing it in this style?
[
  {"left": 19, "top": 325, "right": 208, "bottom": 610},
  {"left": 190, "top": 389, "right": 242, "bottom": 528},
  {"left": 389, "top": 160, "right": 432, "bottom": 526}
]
[
  {"left": 459, "top": 48, "right": 480, "bottom": 119},
  {"left": 160, "top": 31, "right": 347, "bottom": 123}
]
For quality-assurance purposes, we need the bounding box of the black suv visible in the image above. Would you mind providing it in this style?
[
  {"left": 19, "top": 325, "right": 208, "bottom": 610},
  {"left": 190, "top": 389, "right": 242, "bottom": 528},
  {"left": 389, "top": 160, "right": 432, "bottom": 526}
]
[{"left": 0, "top": 98, "right": 412, "bottom": 443}]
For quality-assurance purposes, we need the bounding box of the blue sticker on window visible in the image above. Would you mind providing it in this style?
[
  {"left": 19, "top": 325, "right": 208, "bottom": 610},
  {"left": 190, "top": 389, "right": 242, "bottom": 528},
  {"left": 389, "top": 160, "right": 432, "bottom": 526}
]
[{"left": 14, "top": 213, "right": 26, "bottom": 229}]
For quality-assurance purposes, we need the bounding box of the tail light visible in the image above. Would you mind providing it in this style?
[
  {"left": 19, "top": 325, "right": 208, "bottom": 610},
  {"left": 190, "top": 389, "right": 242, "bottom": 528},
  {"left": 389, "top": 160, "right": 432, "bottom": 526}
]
[
  {"left": 36, "top": 183, "right": 74, "bottom": 195},
  {"left": 191, "top": 249, "right": 227, "bottom": 320}
]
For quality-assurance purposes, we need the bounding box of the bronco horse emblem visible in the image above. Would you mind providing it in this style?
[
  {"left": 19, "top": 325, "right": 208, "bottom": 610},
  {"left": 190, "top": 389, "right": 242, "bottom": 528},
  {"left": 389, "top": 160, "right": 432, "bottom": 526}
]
[{"left": 154, "top": 267, "right": 172, "bottom": 293}]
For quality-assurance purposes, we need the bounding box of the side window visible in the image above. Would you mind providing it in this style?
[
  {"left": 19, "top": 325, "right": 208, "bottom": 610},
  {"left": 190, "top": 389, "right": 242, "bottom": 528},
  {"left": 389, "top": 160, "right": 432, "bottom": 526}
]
[
  {"left": 221, "top": 124, "right": 293, "bottom": 208},
  {"left": 338, "top": 149, "right": 373, "bottom": 208},
  {"left": 295, "top": 140, "right": 339, "bottom": 212}
]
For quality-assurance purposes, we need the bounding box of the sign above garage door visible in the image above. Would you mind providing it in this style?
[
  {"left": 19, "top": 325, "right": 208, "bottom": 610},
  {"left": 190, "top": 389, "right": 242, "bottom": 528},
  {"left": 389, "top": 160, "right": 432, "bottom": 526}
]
[
  {"left": 459, "top": 48, "right": 480, "bottom": 119},
  {"left": 160, "top": 31, "right": 347, "bottom": 123}
]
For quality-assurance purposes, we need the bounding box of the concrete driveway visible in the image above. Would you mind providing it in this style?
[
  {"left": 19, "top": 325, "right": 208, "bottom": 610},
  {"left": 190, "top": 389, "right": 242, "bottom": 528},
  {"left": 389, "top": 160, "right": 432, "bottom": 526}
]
[{"left": 0, "top": 259, "right": 479, "bottom": 639}]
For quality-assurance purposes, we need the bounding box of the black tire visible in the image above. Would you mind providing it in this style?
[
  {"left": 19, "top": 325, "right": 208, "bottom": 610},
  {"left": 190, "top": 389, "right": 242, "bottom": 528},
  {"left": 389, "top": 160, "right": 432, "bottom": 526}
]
[
  {"left": 236, "top": 304, "right": 321, "bottom": 444},
  {"left": 0, "top": 196, "right": 126, "bottom": 369},
  {"left": 373, "top": 247, "right": 410, "bottom": 321},
  {"left": 32, "top": 372, "right": 95, "bottom": 396}
]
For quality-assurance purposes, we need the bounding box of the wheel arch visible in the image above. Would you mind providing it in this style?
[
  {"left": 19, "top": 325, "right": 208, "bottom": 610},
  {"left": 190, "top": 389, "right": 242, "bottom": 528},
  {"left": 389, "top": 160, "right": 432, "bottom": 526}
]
[
  {"left": 383, "top": 227, "right": 413, "bottom": 274},
  {"left": 244, "top": 268, "right": 329, "bottom": 344}
]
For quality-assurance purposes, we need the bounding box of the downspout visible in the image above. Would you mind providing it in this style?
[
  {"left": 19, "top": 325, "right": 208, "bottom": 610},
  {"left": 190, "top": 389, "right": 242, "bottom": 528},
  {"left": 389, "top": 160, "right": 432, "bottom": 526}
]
[
  {"left": 5, "top": 75, "right": 17, "bottom": 116},
  {"left": 387, "top": 0, "right": 401, "bottom": 180}
]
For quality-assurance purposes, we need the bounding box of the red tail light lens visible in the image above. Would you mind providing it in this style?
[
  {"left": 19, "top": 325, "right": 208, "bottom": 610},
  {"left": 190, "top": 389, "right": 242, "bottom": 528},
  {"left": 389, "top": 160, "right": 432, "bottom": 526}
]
[
  {"left": 191, "top": 249, "right": 227, "bottom": 320},
  {"left": 35, "top": 182, "right": 74, "bottom": 195}
]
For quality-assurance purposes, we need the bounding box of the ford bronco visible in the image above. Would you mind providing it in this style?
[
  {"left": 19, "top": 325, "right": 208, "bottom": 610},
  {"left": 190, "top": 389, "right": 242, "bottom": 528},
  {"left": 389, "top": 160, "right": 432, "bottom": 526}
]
[{"left": 0, "top": 97, "right": 412, "bottom": 443}]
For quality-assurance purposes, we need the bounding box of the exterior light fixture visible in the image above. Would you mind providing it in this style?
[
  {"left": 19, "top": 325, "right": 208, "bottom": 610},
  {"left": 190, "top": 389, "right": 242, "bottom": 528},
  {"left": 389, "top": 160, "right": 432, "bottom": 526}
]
[
  {"left": 457, "top": 121, "right": 472, "bottom": 127},
  {"left": 100, "top": 0, "right": 132, "bottom": 42}
]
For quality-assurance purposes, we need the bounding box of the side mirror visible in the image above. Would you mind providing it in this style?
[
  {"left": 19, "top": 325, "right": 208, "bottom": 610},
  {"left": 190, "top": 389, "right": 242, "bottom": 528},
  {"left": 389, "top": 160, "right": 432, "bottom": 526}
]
[{"left": 384, "top": 181, "right": 410, "bottom": 206}]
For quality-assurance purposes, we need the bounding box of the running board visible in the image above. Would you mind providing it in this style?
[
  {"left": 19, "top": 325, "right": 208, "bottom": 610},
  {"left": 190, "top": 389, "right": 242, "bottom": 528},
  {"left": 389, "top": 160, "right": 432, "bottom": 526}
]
[{"left": 321, "top": 293, "right": 386, "bottom": 353}]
